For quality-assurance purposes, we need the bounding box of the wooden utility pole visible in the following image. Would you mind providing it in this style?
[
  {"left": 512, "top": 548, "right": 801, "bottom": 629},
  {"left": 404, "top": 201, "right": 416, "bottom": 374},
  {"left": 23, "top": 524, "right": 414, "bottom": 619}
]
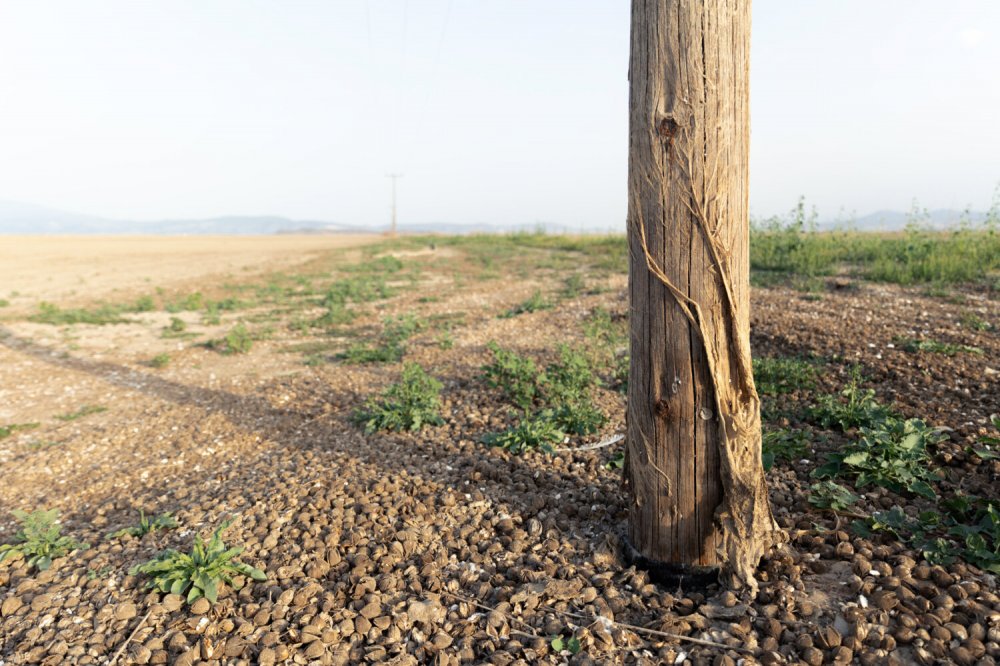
[
  {"left": 386, "top": 173, "right": 403, "bottom": 236},
  {"left": 625, "top": 0, "right": 784, "bottom": 591}
]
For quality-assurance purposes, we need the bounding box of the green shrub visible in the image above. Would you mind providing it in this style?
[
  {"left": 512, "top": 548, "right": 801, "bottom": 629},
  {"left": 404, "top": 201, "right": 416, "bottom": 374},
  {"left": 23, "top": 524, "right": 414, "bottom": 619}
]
[
  {"left": 168, "top": 316, "right": 187, "bottom": 333},
  {"left": 108, "top": 510, "right": 178, "bottom": 539},
  {"left": 129, "top": 520, "right": 266, "bottom": 604},
  {"left": 352, "top": 363, "right": 444, "bottom": 433},
  {"left": 0, "top": 509, "right": 89, "bottom": 571}
]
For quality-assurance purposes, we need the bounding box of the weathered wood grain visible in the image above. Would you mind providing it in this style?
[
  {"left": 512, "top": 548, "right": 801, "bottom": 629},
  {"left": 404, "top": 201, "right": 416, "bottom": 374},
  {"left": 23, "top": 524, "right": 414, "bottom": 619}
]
[{"left": 625, "top": 0, "right": 785, "bottom": 591}]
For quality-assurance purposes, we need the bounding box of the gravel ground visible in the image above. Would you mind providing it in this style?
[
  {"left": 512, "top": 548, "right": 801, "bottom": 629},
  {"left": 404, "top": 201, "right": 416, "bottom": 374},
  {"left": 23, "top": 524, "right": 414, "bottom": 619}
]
[{"left": 1, "top": 240, "right": 999, "bottom": 665}]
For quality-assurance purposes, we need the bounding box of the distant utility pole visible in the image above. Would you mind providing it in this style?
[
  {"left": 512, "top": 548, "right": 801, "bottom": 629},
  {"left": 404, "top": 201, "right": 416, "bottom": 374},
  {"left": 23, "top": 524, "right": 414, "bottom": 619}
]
[{"left": 386, "top": 173, "right": 403, "bottom": 236}]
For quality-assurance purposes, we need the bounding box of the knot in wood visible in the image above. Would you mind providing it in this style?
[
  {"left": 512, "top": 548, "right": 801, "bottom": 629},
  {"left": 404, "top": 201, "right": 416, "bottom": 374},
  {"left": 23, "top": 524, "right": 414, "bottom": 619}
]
[{"left": 656, "top": 116, "right": 679, "bottom": 139}]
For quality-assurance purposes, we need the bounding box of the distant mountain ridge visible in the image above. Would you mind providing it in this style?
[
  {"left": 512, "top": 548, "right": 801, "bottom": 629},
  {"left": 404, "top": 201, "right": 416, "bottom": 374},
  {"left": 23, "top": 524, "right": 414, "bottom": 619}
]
[
  {"left": 0, "top": 199, "right": 992, "bottom": 235},
  {"left": 0, "top": 200, "right": 356, "bottom": 235}
]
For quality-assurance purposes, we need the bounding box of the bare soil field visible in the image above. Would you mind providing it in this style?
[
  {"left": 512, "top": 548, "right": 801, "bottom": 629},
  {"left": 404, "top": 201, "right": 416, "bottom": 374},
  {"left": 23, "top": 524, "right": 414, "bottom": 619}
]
[
  {"left": 0, "top": 234, "right": 998, "bottom": 665},
  {"left": 0, "top": 235, "right": 376, "bottom": 316}
]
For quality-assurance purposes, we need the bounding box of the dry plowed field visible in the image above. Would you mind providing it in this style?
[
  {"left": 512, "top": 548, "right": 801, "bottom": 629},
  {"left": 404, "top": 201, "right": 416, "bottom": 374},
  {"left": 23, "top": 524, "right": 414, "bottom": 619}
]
[{"left": 1, "top": 234, "right": 998, "bottom": 665}]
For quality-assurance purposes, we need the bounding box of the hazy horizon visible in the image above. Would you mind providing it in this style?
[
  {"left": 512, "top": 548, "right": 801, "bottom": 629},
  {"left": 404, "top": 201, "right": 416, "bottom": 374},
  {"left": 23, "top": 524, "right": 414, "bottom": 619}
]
[{"left": 1, "top": 2, "right": 998, "bottom": 230}]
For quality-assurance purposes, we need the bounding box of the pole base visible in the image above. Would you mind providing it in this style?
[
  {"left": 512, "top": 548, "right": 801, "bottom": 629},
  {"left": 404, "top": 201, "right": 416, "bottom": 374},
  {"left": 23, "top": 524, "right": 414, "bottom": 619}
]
[{"left": 622, "top": 532, "right": 720, "bottom": 590}]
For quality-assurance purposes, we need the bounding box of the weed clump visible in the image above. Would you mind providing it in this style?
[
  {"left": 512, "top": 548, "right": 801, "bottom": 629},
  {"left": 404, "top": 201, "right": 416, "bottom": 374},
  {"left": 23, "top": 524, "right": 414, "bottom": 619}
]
[
  {"left": 0, "top": 423, "right": 39, "bottom": 440},
  {"left": 500, "top": 291, "right": 551, "bottom": 318},
  {"left": 149, "top": 353, "right": 171, "bottom": 368},
  {"left": 31, "top": 302, "right": 130, "bottom": 326},
  {"left": 809, "top": 369, "right": 893, "bottom": 431},
  {"left": 483, "top": 413, "right": 566, "bottom": 455},
  {"left": 130, "top": 520, "right": 265, "bottom": 604},
  {"left": 813, "top": 418, "right": 943, "bottom": 499},
  {"left": 480, "top": 343, "right": 606, "bottom": 453},
  {"left": 482, "top": 342, "right": 543, "bottom": 409},
  {"left": 108, "top": 510, "right": 178, "bottom": 539},
  {"left": 341, "top": 315, "right": 422, "bottom": 364},
  {"left": 753, "top": 356, "right": 817, "bottom": 396},
  {"left": 352, "top": 363, "right": 444, "bottom": 433},
  {"left": 0, "top": 509, "right": 89, "bottom": 571},
  {"left": 761, "top": 428, "right": 810, "bottom": 471}
]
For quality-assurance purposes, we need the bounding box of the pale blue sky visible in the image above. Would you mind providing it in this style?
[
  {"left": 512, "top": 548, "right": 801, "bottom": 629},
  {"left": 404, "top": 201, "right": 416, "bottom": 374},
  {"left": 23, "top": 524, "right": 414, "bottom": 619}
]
[{"left": 0, "top": 1, "right": 997, "bottom": 229}]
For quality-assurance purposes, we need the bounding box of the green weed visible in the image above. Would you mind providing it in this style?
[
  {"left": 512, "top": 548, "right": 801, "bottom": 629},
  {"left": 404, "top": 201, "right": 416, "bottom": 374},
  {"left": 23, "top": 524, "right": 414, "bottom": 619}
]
[
  {"left": 55, "top": 405, "right": 107, "bottom": 422},
  {"left": 894, "top": 337, "right": 984, "bottom": 356},
  {"left": 0, "top": 509, "right": 89, "bottom": 571},
  {"left": 813, "top": 418, "right": 943, "bottom": 499},
  {"left": 959, "top": 312, "right": 992, "bottom": 332},
  {"left": 129, "top": 519, "right": 266, "bottom": 604},
  {"left": 165, "top": 292, "right": 205, "bottom": 313},
  {"left": 500, "top": 291, "right": 551, "bottom": 318},
  {"left": 208, "top": 323, "right": 254, "bottom": 355},
  {"left": 340, "top": 315, "right": 422, "bottom": 364},
  {"left": 31, "top": 302, "right": 129, "bottom": 325},
  {"left": 482, "top": 413, "right": 566, "bottom": 455},
  {"left": 352, "top": 363, "right": 444, "bottom": 433},
  {"left": 753, "top": 356, "right": 817, "bottom": 396},
  {"left": 761, "top": 428, "right": 810, "bottom": 471},
  {"left": 482, "top": 343, "right": 544, "bottom": 409},
  {"left": 809, "top": 369, "right": 893, "bottom": 431},
  {"left": 807, "top": 481, "right": 860, "bottom": 512},
  {"left": 149, "top": 353, "right": 171, "bottom": 368},
  {"left": 0, "top": 423, "right": 39, "bottom": 440},
  {"left": 108, "top": 510, "right": 178, "bottom": 539}
]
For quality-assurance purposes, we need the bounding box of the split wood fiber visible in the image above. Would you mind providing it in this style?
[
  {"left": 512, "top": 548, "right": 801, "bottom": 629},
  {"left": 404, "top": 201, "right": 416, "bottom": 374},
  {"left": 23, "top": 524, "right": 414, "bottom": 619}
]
[{"left": 625, "top": 0, "right": 786, "bottom": 593}]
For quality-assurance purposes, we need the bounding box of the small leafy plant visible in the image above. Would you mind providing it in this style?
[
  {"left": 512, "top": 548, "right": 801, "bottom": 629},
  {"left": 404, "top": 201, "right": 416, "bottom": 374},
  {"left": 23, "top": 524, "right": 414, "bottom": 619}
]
[
  {"left": 108, "top": 510, "right": 178, "bottom": 539},
  {"left": 761, "top": 428, "right": 810, "bottom": 471},
  {"left": 129, "top": 520, "right": 266, "bottom": 604},
  {"left": 482, "top": 342, "right": 544, "bottom": 409},
  {"left": 352, "top": 363, "right": 445, "bottom": 433},
  {"left": 149, "top": 353, "right": 171, "bottom": 368},
  {"left": 809, "top": 369, "right": 893, "bottom": 431},
  {"left": 808, "top": 481, "right": 860, "bottom": 512},
  {"left": 500, "top": 291, "right": 551, "bottom": 318},
  {"left": 340, "top": 314, "right": 422, "bottom": 364},
  {"left": 0, "top": 509, "right": 89, "bottom": 571},
  {"left": 551, "top": 635, "right": 582, "bottom": 655},
  {"left": 894, "top": 337, "right": 984, "bottom": 356},
  {"left": 217, "top": 323, "right": 253, "bottom": 355},
  {"left": 753, "top": 356, "right": 817, "bottom": 396},
  {"left": 812, "top": 418, "right": 943, "bottom": 499},
  {"left": 482, "top": 413, "right": 566, "bottom": 454}
]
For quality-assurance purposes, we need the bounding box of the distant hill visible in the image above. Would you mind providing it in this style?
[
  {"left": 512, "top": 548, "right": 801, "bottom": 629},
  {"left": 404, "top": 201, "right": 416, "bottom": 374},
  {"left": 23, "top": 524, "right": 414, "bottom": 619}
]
[
  {"left": 824, "top": 209, "right": 989, "bottom": 232},
  {"left": 0, "top": 200, "right": 357, "bottom": 235},
  {"left": 1, "top": 199, "right": 993, "bottom": 235}
]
